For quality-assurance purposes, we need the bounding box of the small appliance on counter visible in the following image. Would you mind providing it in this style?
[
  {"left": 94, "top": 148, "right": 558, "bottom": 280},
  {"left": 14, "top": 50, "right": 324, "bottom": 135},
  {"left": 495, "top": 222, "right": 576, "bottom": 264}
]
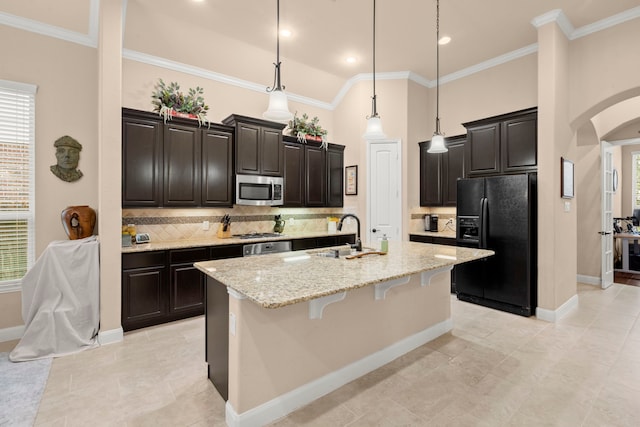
[
  {"left": 423, "top": 214, "right": 439, "bottom": 232},
  {"left": 430, "top": 215, "right": 439, "bottom": 231}
]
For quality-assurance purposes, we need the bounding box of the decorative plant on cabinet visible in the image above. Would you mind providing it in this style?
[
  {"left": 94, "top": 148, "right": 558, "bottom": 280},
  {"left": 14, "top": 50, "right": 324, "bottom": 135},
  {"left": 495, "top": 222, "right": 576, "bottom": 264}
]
[
  {"left": 151, "top": 79, "right": 209, "bottom": 127},
  {"left": 286, "top": 112, "right": 328, "bottom": 148}
]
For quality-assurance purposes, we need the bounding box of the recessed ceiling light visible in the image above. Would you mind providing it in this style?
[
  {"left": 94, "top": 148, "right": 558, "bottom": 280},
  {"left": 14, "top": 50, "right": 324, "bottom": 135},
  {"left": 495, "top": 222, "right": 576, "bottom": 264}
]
[
  {"left": 346, "top": 56, "right": 357, "bottom": 64},
  {"left": 438, "top": 36, "right": 451, "bottom": 45},
  {"left": 280, "top": 29, "right": 292, "bottom": 38}
]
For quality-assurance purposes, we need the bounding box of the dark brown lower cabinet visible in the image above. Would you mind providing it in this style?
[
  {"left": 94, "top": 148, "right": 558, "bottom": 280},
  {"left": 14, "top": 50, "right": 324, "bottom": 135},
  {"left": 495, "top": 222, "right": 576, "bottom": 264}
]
[
  {"left": 291, "top": 234, "right": 355, "bottom": 251},
  {"left": 122, "top": 251, "right": 167, "bottom": 331},
  {"left": 169, "top": 247, "right": 209, "bottom": 317},
  {"left": 122, "top": 244, "right": 243, "bottom": 332}
]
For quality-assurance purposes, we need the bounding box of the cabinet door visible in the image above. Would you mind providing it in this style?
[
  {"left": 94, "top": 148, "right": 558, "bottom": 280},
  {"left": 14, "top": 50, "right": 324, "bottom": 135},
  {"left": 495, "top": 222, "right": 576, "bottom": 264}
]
[
  {"left": 420, "top": 142, "right": 443, "bottom": 206},
  {"left": 305, "top": 145, "right": 326, "bottom": 206},
  {"left": 122, "top": 251, "right": 167, "bottom": 331},
  {"left": 326, "top": 145, "right": 344, "bottom": 207},
  {"left": 122, "top": 116, "right": 162, "bottom": 207},
  {"left": 202, "top": 128, "right": 233, "bottom": 207},
  {"left": 443, "top": 139, "right": 465, "bottom": 206},
  {"left": 260, "top": 127, "right": 284, "bottom": 176},
  {"left": 169, "top": 264, "right": 205, "bottom": 315},
  {"left": 169, "top": 247, "right": 208, "bottom": 317},
  {"left": 122, "top": 266, "right": 167, "bottom": 331},
  {"left": 466, "top": 123, "right": 500, "bottom": 176},
  {"left": 501, "top": 113, "right": 537, "bottom": 173},
  {"left": 236, "top": 123, "right": 260, "bottom": 174},
  {"left": 283, "top": 142, "right": 304, "bottom": 207},
  {"left": 163, "top": 124, "right": 201, "bottom": 206}
]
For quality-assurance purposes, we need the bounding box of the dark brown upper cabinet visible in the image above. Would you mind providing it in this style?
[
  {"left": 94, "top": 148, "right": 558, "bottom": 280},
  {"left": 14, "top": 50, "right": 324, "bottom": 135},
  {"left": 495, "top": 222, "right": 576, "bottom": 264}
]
[
  {"left": 305, "top": 144, "right": 326, "bottom": 207},
  {"left": 201, "top": 128, "right": 234, "bottom": 206},
  {"left": 419, "top": 135, "right": 466, "bottom": 207},
  {"left": 282, "top": 136, "right": 344, "bottom": 208},
  {"left": 282, "top": 140, "right": 305, "bottom": 207},
  {"left": 122, "top": 114, "right": 162, "bottom": 207},
  {"left": 463, "top": 107, "right": 537, "bottom": 177},
  {"left": 122, "top": 108, "right": 234, "bottom": 208},
  {"left": 163, "top": 124, "right": 201, "bottom": 206},
  {"left": 326, "top": 144, "right": 345, "bottom": 207},
  {"left": 222, "top": 114, "right": 286, "bottom": 177}
]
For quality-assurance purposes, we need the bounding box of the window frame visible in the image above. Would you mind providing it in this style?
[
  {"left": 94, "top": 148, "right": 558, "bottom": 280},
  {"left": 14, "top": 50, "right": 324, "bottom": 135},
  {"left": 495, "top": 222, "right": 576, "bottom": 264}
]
[
  {"left": 0, "top": 79, "right": 37, "bottom": 293},
  {"left": 633, "top": 152, "right": 640, "bottom": 211}
]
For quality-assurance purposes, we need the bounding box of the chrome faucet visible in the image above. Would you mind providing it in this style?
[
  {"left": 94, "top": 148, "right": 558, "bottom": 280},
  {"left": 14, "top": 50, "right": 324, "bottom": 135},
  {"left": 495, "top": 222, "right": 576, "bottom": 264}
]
[{"left": 337, "top": 214, "right": 362, "bottom": 251}]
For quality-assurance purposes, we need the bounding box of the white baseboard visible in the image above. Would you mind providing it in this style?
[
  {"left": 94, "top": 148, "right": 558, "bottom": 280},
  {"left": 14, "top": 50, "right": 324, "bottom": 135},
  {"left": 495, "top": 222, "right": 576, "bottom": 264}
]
[
  {"left": 577, "top": 274, "right": 600, "bottom": 286},
  {"left": 225, "top": 318, "right": 453, "bottom": 427},
  {"left": 98, "top": 327, "right": 124, "bottom": 345},
  {"left": 0, "top": 325, "right": 24, "bottom": 343},
  {"left": 536, "top": 294, "right": 579, "bottom": 323}
]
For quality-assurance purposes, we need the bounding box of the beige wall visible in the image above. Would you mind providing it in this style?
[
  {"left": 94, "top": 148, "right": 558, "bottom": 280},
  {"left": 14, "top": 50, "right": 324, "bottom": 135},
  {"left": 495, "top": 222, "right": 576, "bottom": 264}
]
[
  {"left": 0, "top": 25, "right": 98, "bottom": 329},
  {"left": 569, "top": 19, "right": 640, "bottom": 127},
  {"left": 228, "top": 270, "right": 451, "bottom": 414}
]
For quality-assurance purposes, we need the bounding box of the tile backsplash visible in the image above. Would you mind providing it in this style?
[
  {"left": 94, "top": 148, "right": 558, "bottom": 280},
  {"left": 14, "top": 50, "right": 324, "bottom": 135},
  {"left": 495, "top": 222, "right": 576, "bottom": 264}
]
[{"left": 122, "top": 206, "right": 352, "bottom": 241}]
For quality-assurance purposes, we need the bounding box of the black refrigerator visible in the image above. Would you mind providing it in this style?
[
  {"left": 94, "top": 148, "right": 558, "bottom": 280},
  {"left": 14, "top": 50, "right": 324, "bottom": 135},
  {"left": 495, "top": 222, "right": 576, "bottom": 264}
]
[{"left": 455, "top": 174, "right": 537, "bottom": 316}]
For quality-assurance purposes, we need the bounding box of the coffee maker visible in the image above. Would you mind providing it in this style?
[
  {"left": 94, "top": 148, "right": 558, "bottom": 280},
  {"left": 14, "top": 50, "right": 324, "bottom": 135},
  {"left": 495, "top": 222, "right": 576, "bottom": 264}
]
[
  {"left": 430, "top": 214, "right": 439, "bottom": 231},
  {"left": 424, "top": 214, "right": 439, "bottom": 232}
]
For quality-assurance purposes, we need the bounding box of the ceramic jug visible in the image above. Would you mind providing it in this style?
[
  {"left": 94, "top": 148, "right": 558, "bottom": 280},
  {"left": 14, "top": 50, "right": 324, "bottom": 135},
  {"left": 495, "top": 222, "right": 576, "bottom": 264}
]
[{"left": 61, "top": 205, "right": 96, "bottom": 240}]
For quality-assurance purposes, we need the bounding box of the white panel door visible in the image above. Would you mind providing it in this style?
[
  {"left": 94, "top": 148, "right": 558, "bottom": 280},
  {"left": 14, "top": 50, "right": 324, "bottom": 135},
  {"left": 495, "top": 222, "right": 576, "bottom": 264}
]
[
  {"left": 368, "top": 140, "right": 401, "bottom": 245},
  {"left": 601, "top": 141, "right": 614, "bottom": 289}
]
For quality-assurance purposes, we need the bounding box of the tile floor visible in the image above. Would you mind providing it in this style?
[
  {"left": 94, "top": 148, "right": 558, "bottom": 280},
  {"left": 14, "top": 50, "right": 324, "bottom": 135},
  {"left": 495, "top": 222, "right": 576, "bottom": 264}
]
[{"left": 9, "top": 282, "right": 640, "bottom": 426}]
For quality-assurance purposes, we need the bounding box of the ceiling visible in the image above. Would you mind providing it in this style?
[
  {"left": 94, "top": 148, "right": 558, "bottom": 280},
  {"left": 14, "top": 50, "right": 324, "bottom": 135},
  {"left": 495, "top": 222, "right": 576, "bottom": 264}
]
[
  {"left": 129, "top": 0, "right": 640, "bottom": 81},
  {"left": 2, "top": 0, "right": 640, "bottom": 136}
]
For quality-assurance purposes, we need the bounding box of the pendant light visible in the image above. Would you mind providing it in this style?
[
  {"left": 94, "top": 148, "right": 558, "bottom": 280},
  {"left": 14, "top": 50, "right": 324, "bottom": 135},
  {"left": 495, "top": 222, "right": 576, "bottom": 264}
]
[
  {"left": 363, "top": 0, "right": 387, "bottom": 140},
  {"left": 263, "top": 0, "right": 294, "bottom": 122},
  {"left": 428, "top": 0, "right": 447, "bottom": 153}
]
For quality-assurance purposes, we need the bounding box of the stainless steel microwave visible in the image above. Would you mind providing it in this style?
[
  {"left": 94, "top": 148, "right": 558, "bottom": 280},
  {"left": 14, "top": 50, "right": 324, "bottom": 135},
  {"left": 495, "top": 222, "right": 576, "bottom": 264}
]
[{"left": 236, "top": 174, "right": 284, "bottom": 206}]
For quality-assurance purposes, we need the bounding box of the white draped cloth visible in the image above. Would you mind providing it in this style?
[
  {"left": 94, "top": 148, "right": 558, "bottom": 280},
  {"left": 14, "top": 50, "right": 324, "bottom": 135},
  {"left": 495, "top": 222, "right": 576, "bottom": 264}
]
[{"left": 9, "top": 236, "right": 100, "bottom": 362}]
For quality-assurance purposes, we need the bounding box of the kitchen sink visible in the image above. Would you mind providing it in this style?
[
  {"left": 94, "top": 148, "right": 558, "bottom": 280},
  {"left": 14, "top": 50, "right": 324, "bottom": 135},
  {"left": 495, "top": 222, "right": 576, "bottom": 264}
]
[{"left": 312, "top": 247, "right": 377, "bottom": 259}]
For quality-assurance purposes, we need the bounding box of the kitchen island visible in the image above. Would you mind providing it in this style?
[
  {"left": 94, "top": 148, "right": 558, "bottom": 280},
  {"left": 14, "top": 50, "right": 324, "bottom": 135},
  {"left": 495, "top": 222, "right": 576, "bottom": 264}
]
[{"left": 195, "top": 241, "right": 493, "bottom": 427}]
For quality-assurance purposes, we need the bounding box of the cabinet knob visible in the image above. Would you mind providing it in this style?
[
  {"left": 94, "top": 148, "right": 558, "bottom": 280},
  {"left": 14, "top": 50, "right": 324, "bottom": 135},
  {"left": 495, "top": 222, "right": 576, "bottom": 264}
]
[{"left": 372, "top": 228, "right": 378, "bottom": 233}]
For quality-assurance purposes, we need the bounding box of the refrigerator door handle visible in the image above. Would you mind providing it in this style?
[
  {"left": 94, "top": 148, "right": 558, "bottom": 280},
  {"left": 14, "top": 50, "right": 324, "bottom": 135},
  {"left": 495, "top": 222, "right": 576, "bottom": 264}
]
[{"left": 480, "top": 197, "right": 488, "bottom": 249}]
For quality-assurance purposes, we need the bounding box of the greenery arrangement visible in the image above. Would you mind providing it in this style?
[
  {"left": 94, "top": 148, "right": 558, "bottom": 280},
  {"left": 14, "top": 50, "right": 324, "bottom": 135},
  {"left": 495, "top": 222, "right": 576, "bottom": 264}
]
[
  {"left": 151, "top": 79, "right": 209, "bottom": 127},
  {"left": 287, "top": 112, "right": 328, "bottom": 148}
]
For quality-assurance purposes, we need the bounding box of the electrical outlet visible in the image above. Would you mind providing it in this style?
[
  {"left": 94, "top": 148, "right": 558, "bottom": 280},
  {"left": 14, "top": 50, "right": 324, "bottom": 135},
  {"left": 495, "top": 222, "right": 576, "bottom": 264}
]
[
  {"left": 288, "top": 217, "right": 295, "bottom": 225},
  {"left": 202, "top": 220, "right": 210, "bottom": 230}
]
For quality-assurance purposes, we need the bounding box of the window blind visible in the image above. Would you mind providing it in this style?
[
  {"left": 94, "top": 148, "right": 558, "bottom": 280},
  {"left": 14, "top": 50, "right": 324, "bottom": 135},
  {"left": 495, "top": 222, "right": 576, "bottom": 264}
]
[{"left": 0, "top": 79, "right": 36, "bottom": 292}]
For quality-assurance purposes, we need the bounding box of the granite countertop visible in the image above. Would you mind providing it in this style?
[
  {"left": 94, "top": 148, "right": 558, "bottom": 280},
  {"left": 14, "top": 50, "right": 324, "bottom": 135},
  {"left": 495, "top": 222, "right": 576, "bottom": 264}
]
[
  {"left": 409, "top": 230, "right": 457, "bottom": 239},
  {"left": 194, "top": 241, "right": 493, "bottom": 309},
  {"left": 121, "top": 231, "right": 355, "bottom": 253}
]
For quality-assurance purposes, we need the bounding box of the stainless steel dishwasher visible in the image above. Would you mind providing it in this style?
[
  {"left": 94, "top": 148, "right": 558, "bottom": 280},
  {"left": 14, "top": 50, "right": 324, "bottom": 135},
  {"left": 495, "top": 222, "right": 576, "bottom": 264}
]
[{"left": 242, "top": 240, "right": 292, "bottom": 256}]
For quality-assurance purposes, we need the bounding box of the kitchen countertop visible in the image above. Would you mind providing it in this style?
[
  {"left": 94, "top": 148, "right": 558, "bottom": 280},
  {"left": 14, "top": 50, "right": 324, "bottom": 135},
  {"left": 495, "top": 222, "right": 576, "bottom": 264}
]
[
  {"left": 194, "top": 241, "right": 493, "bottom": 309},
  {"left": 121, "top": 230, "right": 355, "bottom": 253}
]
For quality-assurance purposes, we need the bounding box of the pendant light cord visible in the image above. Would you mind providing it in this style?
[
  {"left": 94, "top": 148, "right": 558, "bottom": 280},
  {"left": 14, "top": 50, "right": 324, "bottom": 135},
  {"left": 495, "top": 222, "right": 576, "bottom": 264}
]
[
  {"left": 268, "top": 0, "right": 283, "bottom": 92},
  {"left": 369, "top": 0, "right": 378, "bottom": 119},
  {"left": 373, "top": 0, "right": 376, "bottom": 102},
  {"left": 435, "top": 0, "right": 441, "bottom": 134}
]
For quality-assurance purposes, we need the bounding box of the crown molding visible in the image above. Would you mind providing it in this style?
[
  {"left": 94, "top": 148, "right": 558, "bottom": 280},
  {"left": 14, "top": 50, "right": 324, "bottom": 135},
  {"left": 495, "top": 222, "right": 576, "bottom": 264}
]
[
  {"left": 571, "top": 5, "right": 640, "bottom": 40},
  {"left": 0, "top": 3, "right": 98, "bottom": 48},
  {"left": 123, "top": 49, "right": 334, "bottom": 111},
  {"left": 532, "top": 6, "right": 640, "bottom": 41},
  {"left": 3, "top": 4, "right": 638, "bottom": 112},
  {"left": 531, "top": 9, "right": 574, "bottom": 38}
]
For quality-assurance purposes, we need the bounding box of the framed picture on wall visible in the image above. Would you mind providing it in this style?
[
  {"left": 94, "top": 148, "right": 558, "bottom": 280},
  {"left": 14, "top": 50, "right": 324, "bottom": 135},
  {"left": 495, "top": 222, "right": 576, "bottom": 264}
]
[
  {"left": 345, "top": 165, "right": 357, "bottom": 195},
  {"left": 561, "top": 157, "right": 574, "bottom": 198}
]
